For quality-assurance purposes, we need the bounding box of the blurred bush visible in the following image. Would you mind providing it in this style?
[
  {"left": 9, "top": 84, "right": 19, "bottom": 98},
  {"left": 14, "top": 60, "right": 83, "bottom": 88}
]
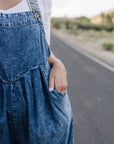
[
  {"left": 51, "top": 15, "right": 114, "bottom": 32},
  {"left": 102, "top": 42, "right": 114, "bottom": 52}
]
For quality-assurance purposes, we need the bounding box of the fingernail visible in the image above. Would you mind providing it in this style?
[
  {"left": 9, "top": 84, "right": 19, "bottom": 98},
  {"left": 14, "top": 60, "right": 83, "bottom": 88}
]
[{"left": 49, "top": 87, "right": 53, "bottom": 91}]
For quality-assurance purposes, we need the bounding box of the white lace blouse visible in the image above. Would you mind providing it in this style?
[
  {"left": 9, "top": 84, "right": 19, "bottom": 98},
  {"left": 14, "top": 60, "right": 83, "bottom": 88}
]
[{"left": 0, "top": 0, "right": 52, "bottom": 45}]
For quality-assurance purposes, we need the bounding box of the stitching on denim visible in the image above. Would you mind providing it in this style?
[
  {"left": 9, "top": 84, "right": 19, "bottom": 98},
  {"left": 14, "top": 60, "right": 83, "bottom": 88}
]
[
  {"left": 55, "top": 128, "right": 66, "bottom": 144},
  {"left": 39, "top": 19, "right": 52, "bottom": 59},
  {"left": 0, "top": 20, "right": 43, "bottom": 27},
  {"left": 39, "top": 64, "right": 48, "bottom": 79},
  {"left": 26, "top": 0, "right": 32, "bottom": 11},
  {"left": 11, "top": 83, "right": 20, "bottom": 134},
  {"left": 0, "top": 62, "right": 44, "bottom": 83}
]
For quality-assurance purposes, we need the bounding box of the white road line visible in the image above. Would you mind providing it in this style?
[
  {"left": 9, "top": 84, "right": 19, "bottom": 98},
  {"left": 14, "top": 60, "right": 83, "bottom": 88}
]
[{"left": 53, "top": 33, "right": 114, "bottom": 73}]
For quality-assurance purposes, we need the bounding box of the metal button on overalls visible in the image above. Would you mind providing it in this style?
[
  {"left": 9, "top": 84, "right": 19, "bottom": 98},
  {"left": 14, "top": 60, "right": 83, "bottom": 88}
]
[
  {"left": 34, "top": 12, "right": 39, "bottom": 18},
  {"left": 32, "top": 5, "right": 37, "bottom": 10},
  {"left": 0, "top": 0, "right": 74, "bottom": 143},
  {"left": 30, "top": 0, "right": 34, "bottom": 4}
]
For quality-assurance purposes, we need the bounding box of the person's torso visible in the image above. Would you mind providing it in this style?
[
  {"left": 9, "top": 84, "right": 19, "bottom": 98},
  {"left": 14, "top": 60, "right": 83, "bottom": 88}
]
[
  {"left": 0, "top": 0, "right": 51, "bottom": 82},
  {"left": 0, "top": 0, "right": 52, "bottom": 15},
  {"left": 0, "top": 0, "right": 52, "bottom": 45}
]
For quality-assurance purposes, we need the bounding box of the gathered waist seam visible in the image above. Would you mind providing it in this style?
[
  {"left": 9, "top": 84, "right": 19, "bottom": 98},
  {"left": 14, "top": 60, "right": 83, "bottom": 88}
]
[{"left": 0, "top": 62, "right": 45, "bottom": 84}]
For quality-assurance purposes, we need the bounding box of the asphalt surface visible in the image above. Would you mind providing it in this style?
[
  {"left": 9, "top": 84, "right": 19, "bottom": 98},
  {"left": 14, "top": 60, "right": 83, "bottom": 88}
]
[{"left": 50, "top": 32, "right": 114, "bottom": 144}]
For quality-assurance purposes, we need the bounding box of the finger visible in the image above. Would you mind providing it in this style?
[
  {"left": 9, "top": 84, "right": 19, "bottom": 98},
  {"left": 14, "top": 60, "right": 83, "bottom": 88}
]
[
  {"left": 55, "top": 82, "right": 67, "bottom": 94},
  {"left": 59, "top": 81, "right": 68, "bottom": 93},
  {"left": 48, "top": 73, "right": 55, "bottom": 91},
  {"left": 60, "top": 87, "right": 67, "bottom": 94}
]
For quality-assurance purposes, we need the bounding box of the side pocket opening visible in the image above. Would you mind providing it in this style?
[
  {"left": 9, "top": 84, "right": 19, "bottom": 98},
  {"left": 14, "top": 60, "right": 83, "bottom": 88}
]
[{"left": 39, "top": 64, "right": 67, "bottom": 97}]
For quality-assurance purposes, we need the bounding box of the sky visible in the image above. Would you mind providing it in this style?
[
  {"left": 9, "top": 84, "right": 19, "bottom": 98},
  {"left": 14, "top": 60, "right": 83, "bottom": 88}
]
[{"left": 51, "top": 0, "right": 114, "bottom": 18}]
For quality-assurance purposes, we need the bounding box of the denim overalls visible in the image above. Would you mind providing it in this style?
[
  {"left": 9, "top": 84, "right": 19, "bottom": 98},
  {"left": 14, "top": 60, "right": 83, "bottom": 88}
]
[{"left": 0, "top": 0, "right": 74, "bottom": 143}]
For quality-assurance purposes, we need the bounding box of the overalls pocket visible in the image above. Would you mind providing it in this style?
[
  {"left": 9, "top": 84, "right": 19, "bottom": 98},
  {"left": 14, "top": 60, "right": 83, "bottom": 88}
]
[{"left": 27, "top": 64, "right": 70, "bottom": 143}]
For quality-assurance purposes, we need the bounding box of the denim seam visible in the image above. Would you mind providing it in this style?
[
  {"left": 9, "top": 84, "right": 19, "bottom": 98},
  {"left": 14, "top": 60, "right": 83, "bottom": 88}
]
[
  {"left": 0, "top": 62, "right": 45, "bottom": 83},
  {"left": 0, "top": 20, "right": 43, "bottom": 27},
  {"left": 54, "top": 127, "right": 66, "bottom": 144},
  {"left": 39, "top": 20, "right": 51, "bottom": 56},
  {"left": 39, "top": 64, "right": 48, "bottom": 79},
  {"left": 11, "top": 83, "right": 20, "bottom": 135}
]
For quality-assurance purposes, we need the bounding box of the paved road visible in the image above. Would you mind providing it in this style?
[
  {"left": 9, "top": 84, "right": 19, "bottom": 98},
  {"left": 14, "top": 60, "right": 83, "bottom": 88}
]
[{"left": 50, "top": 32, "right": 114, "bottom": 144}]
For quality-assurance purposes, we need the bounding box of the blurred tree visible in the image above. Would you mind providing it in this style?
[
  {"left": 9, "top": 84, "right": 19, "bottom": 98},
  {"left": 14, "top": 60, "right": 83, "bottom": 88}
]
[
  {"left": 101, "top": 13, "right": 105, "bottom": 25},
  {"left": 101, "top": 13, "right": 113, "bottom": 31},
  {"left": 75, "top": 16, "right": 90, "bottom": 23}
]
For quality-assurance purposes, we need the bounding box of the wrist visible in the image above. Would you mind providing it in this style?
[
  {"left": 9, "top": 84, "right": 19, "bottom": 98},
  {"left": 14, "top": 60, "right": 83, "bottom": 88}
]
[
  {"left": 51, "top": 58, "right": 66, "bottom": 71},
  {"left": 48, "top": 57, "right": 61, "bottom": 66}
]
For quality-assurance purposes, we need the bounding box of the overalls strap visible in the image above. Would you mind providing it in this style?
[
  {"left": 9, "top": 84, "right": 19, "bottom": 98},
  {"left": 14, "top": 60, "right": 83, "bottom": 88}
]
[{"left": 27, "top": 0, "right": 43, "bottom": 20}]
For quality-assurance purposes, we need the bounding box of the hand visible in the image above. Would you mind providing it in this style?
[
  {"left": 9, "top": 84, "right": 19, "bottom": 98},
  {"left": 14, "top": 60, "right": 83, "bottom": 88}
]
[{"left": 48, "top": 59, "right": 68, "bottom": 94}]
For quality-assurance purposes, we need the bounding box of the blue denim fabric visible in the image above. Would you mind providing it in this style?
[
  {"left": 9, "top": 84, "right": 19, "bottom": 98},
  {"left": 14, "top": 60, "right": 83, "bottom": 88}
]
[{"left": 0, "top": 0, "right": 74, "bottom": 143}]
